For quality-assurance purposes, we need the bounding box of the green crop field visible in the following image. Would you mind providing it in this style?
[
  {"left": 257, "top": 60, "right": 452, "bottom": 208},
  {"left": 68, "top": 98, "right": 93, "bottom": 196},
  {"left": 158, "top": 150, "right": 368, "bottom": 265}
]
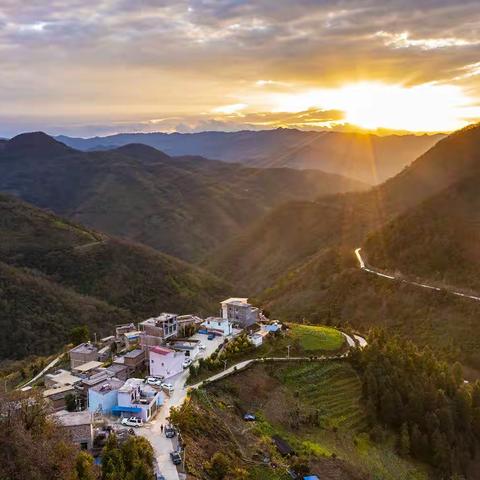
[{"left": 289, "top": 324, "right": 345, "bottom": 351}]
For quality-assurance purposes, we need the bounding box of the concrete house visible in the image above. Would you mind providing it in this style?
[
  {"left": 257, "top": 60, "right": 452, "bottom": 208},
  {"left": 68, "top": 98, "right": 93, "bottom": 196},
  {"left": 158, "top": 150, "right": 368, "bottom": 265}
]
[
  {"left": 53, "top": 410, "right": 94, "bottom": 450},
  {"left": 69, "top": 343, "right": 99, "bottom": 369},
  {"left": 139, "top": 313, "right": 178, "bottom": 356},
  {"left": 149, "top": 346, "right": 185, "bottom": 379},
  {"left": 113, "top": 378, "right": 162, "bottom": 422},
  {"left": 201, "top": 317, "right": 233, "bottom": 336},
  {"left": 43, "top": 385, "right": 76, "bottom": 411},
  {"left": 88, "top": 378, "right": 124, "bottom": 416},
  {"left": 221, "top": 298, "right": 259, "bottom": 328}
]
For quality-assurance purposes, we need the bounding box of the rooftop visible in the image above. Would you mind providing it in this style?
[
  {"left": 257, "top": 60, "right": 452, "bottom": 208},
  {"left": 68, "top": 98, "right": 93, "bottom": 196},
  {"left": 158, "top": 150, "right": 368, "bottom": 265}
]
[
  {"left": 124, "top": 348, "right": 144, "bottom": 359},
  {"left": 81, "top": 371, "right": 113, "bottom": 387},
  {"left": 221, "top": 297, "right": 249, "bottom": 306},
  {"left": 43, "top": 385, "right": 75, "bottom": 398},
  {"left": 45, "top": 369, "right": 82, "bottom": 387},
  {"left": 53, "top": 410, "right": 93, "bottom": 427},
  {"left": 150, "top": 346, "right": 175, "bottom": 356},
  {"left": 106, "top": 363, "right": 128, "bottom": 375},
  {"left": 90, "top": 378, "right": 124, "bottom": 395},
  {"left": 73, "top": 360, "right": 104, "bottom": 373},
  {"left": 70, "top": 342, "right": 98, "bottom": 355},
  {"left": 140, "top": 313, "right": 177, "bottom": 326}
]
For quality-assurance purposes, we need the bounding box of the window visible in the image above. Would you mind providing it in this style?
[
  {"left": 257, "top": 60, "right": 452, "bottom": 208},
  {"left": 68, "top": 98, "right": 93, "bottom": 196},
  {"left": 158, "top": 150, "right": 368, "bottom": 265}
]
[{"left": 80, "top": 442, "right": 88, "bottom": 450}]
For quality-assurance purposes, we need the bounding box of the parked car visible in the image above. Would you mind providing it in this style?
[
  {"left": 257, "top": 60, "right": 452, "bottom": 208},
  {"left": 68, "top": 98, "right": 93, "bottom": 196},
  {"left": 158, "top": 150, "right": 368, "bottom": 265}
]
[
  {"left": 121, "top": 417, "right": 144, "bottom": 428},
  {"left": 161, "top": 383, "right": 174, "bottom": 393},
  {"left": 207, "top": 333, "right": 215, "bottom": 340},
  {"left": 165, "top": 426, "right": 176, "bottom": 438},
  {"left": 170, "top": 451, "right": 182, "bottom": 465},
  {"left": 199, "top": 344, "right": 206, "bottom": 350},
  {"left": 146, "top": 377, "right": 162, "bottom": 386},
  {"left": 182, "top": 358, "right": 193, "bottom": 369},
  {"left": 243, "top": 413, "right": 256, "bottom": 421}
]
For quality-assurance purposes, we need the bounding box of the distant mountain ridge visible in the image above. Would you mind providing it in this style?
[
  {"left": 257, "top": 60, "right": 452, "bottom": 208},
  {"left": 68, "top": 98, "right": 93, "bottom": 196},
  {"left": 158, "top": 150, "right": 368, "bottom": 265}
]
[
  {"left": 56, "top": 128, "right": 444, "bottom": 184},
  {"left": 0, "top": 132, "right": 367, "bottom": 262}
]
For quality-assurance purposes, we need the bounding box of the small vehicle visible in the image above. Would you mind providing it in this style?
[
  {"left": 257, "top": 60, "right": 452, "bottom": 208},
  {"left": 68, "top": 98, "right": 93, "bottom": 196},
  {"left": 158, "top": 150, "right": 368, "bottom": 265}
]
[
  {"left": 165, "top": 426, "right": 176, "bottom": 438},
  {"left": 146, "top": 377, "right": 162, "bottom": 386},
  {"left": 170, "top": 451, "right": 182, "bottom": 465},
  {"left": 182, "top": 358, "right": 193, "bottom": 369},
  {"left": 161, "top": 382, "right": 174, "bottom": 393},
  {"left": 243, "top": 413, "right": 256, "bottom": 421},
  {"left": 199, "top": 344, "right": 206, "bottom": 350},
  {"left": 207, "top": 333, "right": 215, "bottom": 340},
  {"left": 121, "top": 417, "right": 144, "bottom": 428}
]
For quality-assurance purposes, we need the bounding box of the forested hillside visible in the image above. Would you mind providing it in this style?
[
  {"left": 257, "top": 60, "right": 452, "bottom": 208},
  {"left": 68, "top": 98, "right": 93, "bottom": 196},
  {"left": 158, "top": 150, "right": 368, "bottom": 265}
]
[
  {"left": 0, "top": 194, "right": 229, "bottom": 360},
  {"left": 0, "top": 132, "right": 366, "bottom": 262},
  {"left": 211, "top": 124, "right": 480, "bottom": 291}
]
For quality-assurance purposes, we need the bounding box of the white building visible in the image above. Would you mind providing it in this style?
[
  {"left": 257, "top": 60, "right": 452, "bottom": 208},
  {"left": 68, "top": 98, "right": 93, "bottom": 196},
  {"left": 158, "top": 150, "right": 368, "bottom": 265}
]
[
  {"left": 113, "top": 378, "right": 163, "bottom": 422},
  {"left": 149, "top": 346, "right": 186, "bottom": 379},
  {"left": 201, "top": 317, "right": 233, "bottom": 336}
]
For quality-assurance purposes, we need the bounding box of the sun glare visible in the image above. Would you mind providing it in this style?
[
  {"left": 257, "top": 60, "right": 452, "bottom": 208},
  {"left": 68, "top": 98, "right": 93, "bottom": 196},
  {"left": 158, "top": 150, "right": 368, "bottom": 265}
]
[{"left": 269, "top": 82, "right": 475, "bottom": 132}]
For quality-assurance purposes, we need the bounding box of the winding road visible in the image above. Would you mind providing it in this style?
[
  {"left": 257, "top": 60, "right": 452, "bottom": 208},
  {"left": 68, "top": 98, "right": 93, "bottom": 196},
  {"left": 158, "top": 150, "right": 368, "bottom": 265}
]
[
  {"left": 142, "top": 330, "right": 366, "bottom": 479},
  {"left": 355, "top": 247, "right": 480, "bottom": 302}
]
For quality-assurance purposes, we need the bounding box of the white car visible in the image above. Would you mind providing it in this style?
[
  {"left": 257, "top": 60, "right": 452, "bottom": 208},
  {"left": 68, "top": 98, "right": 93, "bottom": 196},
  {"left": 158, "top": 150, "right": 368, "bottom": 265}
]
[
  {"left": 182, "top": 358, "right": 193, "bottom": 369},
  {"left": 121, "top": 417, "right": 144, "bottom": 428},
  {"left": 199, "top": 344, "right": 206, "bottom": 351},
  {"left": 161, "top": 383, "right": 174, "bottom": 393},
  {"left": 146, "top": 377, "right": 163, "bottom": 386}
]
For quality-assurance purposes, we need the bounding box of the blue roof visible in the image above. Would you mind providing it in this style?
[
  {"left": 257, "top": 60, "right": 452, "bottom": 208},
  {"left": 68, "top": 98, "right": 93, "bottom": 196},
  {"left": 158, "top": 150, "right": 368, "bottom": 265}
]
[
  {"left": 111, "top": 406, "right": 142, "bottom": 413},
  {"left": 303, "top": 476, "right": 319, "bottom": 480},
  {"left": 266, "top": 324, "right": 280, "bottom": 332}
]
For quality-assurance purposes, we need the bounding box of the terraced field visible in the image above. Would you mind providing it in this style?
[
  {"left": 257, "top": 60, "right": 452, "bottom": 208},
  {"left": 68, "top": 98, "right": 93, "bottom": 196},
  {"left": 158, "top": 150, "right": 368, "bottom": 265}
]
[{"left": 273, "top": 361, "right": 367, "bottom": 432}]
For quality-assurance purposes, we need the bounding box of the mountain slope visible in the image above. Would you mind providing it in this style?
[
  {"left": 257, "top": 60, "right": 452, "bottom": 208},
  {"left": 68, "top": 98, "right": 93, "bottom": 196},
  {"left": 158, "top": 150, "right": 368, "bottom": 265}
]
[
  {"left": 0, "top": 132, "right": 367, "bottom": 262},
  {"left": 57, "top": 129, "right": 443, "bottom": 184},
  {"left": 0, "top": 193, "right": 229, "bottom": 360},
  {"left": 363, "top": 171, "right": 480, "bottom": 293},
  {"left": 210, "top": 124, "right": 480, "bottom": 291}
]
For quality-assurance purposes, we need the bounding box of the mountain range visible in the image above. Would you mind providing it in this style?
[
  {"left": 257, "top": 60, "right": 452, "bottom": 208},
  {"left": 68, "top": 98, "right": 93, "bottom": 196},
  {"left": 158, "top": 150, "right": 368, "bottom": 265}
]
[
  {"left": 0, "top": 132, "right": 367, "bottom": 262},
  {"left": 56, "top": 129, "right": 443, "bottom": 184}
]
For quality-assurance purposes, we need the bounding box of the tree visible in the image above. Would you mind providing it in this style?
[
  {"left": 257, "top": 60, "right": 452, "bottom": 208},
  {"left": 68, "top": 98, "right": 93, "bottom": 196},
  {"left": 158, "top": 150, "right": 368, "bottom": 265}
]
[
  {"left": 205, "top": 452, "right": 230, "bottom": 480},
  {"left": 70, "top": 325, "right": 90, "bottom": 346},
  {"left": 75, "top": 451, "right": 98, "bottom": 480},
  {"left": 65, "top": 393, "right": 77, "bottom": 412}
]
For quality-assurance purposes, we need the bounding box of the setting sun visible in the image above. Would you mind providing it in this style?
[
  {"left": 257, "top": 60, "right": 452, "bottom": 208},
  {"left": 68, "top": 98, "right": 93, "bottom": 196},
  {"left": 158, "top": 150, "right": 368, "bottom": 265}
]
[{"left": 268, "top": 82, "right": 475, "bottom": 132}]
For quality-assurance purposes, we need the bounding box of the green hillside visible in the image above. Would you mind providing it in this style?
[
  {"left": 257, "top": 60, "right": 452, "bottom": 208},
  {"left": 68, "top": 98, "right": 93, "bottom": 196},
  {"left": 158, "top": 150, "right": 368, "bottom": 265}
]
[
  {"left": 257, "top": 247, "right": 480, "bottom": 369},
  {"left": 364, "top": 172, "right": 480, "bottom": 293},
  {"left": 0, "top": 194, "right": 229, "bottom": 360},
  {"left": 172, "top": 361, "right": 427, "bottom": 480},
  {"left": 0, "top": 132, "right": 367, "bottom": 262},
  {"left": 211, "top": 124, "right": 480, "bottom": 291}
]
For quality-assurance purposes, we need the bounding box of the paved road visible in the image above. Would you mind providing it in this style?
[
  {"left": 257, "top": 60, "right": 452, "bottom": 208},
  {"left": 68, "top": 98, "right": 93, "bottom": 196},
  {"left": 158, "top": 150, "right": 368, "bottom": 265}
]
[
  {"left": 355, "top": 247, "right": 480, "bottom": 302},
  {"left": 138, "top": 333, "right": 227, "bottom": 480},
  {"left": 17, "top": 355, "right": 62, "bottom": 390}
]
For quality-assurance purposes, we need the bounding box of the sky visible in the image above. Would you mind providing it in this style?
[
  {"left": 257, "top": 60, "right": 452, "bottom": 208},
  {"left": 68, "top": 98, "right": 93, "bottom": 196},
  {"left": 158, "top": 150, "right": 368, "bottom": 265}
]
[{"left": 1, "top": 0, "right": 480, "bottom": 137}]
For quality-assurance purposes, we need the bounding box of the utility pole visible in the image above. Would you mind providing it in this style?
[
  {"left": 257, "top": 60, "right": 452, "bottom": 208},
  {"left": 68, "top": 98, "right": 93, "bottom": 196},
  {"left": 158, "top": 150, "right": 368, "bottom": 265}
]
[
  {"left": 287, "top": 345, "right": 291, "bottom": 359},
  {"left": 94, "top": 332, "right": 97, "bottom": 344},
  {"left": 223, "top": 359, "right": 227, "bottom": 371}
]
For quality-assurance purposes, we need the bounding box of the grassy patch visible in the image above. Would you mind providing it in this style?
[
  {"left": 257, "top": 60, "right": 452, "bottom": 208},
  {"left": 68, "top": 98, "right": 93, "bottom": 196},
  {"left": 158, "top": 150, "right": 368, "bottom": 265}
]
[{"left": 289, "top": 324, "right": 345, "bottom": 352}]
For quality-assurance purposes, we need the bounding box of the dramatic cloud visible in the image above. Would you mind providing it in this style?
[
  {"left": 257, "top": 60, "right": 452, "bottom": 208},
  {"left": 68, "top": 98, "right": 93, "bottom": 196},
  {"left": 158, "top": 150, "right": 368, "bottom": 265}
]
[{"left": 0, "top": 0, "right": 479, "bottom": 135}]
